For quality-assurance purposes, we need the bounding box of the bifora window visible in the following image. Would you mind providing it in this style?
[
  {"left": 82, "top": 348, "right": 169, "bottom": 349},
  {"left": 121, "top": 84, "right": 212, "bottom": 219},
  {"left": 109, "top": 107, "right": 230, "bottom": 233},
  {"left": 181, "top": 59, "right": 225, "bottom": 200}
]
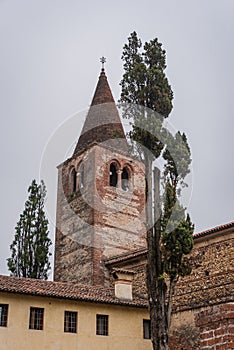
[
  {"left": 0, "top": 304, "right": 8, "bottom": 327},
  {"left": 96, "top": 314, "right": 109, "bottom": 336},
  {"left": 64, "top": 311, "right": 77, "bottom": 333},
  {"left": 143, "top": 319, "right": 151, "bottom": 339},
  {"left": 29, "top": 307, "right": 44, "bottom": 330}
]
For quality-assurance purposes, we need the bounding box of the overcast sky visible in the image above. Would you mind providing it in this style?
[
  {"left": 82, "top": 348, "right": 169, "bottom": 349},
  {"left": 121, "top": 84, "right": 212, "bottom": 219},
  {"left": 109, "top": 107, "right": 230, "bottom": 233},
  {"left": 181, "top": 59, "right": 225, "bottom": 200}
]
[{"left": 0, "top": 0, "right": 234, "bottom": 276}]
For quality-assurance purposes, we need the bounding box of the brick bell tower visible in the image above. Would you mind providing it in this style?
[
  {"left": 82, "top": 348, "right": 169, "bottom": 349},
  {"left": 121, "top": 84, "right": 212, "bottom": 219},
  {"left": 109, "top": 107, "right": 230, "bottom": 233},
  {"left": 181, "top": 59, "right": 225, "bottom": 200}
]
[{"left": 54, "top": 65, "right": 146, "bottom": 286}]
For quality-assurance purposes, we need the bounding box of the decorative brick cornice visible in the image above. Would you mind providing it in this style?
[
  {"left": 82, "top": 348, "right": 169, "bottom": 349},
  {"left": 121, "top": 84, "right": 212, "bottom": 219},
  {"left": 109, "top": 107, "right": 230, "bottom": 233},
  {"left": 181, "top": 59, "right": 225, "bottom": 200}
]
[{"left": 193, "top": 221, "right": 234, "bottom": 239}]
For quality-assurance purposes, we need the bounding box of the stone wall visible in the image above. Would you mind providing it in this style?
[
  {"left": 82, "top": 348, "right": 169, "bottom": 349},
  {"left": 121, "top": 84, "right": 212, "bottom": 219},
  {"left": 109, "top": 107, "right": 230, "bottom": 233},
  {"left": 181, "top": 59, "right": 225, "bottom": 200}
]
[
  {"left": 173, "top": 230, "right": 234, "bottom": 313},
  {"left": 169, "top": 324, "right": 200, "bottom": 350},
  {"left": 195, "top": 303, "right": 234, "bottom": 349}
]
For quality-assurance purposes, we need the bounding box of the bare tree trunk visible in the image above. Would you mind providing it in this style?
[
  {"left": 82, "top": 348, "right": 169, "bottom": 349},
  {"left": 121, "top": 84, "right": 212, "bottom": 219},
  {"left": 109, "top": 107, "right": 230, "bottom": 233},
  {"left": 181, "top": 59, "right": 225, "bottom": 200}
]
[
  {"left": 167, "top": 278, "right": 177, "bottom": 330},
  {"left": 146, "top": 165, "right": 169, "bottom": 350}
]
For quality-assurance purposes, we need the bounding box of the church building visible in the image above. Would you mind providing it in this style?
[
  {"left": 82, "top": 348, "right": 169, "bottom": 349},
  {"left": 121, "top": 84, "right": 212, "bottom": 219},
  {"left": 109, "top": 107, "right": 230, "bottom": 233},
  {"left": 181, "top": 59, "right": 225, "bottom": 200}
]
[
  {"left": 0, "top": 66, "right": 233, "bottom": 350},
  {"left": 54, "top": 66, "right": 146, "bottom": 286}
]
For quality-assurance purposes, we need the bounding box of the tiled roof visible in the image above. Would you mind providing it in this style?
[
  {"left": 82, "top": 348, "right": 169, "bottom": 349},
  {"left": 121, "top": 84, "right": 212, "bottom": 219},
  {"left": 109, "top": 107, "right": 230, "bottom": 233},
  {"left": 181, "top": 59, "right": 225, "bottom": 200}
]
[
  {"left": 73, "top": 68, "right": 127, "bottom": 156},
  {"left": 112, "top": 268, "right": 135, "bottom": 275},
  {"left": 90, "top": 68, "right": 115, "bottom": 106},
  {"left": 0, "top": 275, "right": 147, "bottom": 308},
  {"left": 193, "top": 221, "right": 234, "bottom": 238}
]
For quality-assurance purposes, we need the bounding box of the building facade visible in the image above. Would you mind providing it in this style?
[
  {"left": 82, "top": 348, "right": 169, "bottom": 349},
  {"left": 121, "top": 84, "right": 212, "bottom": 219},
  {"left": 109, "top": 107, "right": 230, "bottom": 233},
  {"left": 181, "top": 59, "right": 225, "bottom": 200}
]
[{"left": 0, "top": 276, "right": 151, "bottom": 350}]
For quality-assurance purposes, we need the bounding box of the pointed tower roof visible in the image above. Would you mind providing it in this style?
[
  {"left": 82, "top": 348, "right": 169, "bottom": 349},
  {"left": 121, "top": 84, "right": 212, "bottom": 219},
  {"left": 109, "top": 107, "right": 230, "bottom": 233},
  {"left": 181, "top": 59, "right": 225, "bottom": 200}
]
[
  {"left": 90, "top": 68, "right": 115, "bottom": 106},
  {"left": 73, "top": 68, "right": 127, "bottom": 155}
]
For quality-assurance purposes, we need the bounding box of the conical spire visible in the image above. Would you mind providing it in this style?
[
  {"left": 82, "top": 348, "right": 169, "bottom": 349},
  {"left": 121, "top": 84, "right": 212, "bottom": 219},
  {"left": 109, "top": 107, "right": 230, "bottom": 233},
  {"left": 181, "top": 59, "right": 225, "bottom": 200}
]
[
  {"left": 90, "top": 68, "right": 115, "bottom": 106},
  {"left": 73, "top": 68, "right": 127, "bottom": 155}
]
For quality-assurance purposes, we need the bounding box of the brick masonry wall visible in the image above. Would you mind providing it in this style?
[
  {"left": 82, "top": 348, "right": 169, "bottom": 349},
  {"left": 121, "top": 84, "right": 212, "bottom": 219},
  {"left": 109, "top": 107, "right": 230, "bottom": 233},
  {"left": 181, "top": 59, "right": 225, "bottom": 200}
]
[
  {"left": 54, "top": 143, "right": 146, "bottom": 285},
  {"left": 54, "top": 148, "right": 96, "bottom": 283},
  {"left": 195, "top": 303, "right": 234, "bottom": 349}
]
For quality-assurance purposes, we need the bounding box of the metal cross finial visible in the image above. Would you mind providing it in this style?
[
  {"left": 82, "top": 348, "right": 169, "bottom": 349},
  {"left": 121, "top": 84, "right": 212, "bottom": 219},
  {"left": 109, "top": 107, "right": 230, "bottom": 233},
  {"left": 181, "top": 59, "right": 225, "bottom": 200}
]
[{"left": 100, "top": 56, "right": 106, "bottom": 69}]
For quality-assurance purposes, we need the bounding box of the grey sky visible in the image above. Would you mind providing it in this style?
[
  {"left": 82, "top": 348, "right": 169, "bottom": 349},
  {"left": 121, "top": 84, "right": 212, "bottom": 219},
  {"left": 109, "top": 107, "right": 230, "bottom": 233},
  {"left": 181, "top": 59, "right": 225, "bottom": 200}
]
[{"left": 0, "top": 0, "right": 234, "bottom": 275}]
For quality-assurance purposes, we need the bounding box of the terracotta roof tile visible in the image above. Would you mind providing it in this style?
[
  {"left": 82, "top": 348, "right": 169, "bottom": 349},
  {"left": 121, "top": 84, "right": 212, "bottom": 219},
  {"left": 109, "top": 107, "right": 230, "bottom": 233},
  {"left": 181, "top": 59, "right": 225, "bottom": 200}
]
[
  {"left": 90, "top": 69, "right": 115, "bottom": 106},
  {"left": 193, "top": 221, "right": 234, "bottom": 238},
  {"left": 112, "top": 268, "right": 135, "bottom": 275},
  {"left": 73, "top": 69, "right": 127, "bottom": 155},
  {"left": 0, "top": 275, "right": 147, "bottom": 308}
]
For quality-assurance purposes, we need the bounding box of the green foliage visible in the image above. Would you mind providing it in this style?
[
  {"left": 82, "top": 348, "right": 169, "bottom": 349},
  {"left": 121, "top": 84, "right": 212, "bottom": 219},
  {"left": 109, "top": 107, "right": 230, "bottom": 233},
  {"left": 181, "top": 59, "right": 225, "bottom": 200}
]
[
  {"left": 7, "top": 180, "right": 52, "bottom": 280},
  {"left": 120, "top": 31, "right": 173, "bottom": 116},
  {"left": 162, "top": 130, "right": 191, "bottom": 190},
  {"left": 120, "top": 32, "right": 174, "bottom": 161},
  {"left": 161, "top": 130, "right": 194, "bottom": 281},
  {"left": 120, "top": 31, "right": 194, "bottom": 274},
  {"left": 162, "top": 211, "right": 194, "bottom": 280}
]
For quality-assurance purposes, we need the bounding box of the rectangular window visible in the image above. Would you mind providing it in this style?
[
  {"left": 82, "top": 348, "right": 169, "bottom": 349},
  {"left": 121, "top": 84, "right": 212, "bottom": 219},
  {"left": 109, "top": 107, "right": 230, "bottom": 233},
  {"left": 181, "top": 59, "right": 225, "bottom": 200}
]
[
  {"left": 143, "top": 319, "right": 151, "bottom": 339},
  {"left": 29, "top": 307, "right": 44, "bottom": 330},
  {"left": 96, "top": 314, "right": 109, "bottom": 336},
  {"left": 0, "top": 304, "right": 8, "bottom": 327},
  {"left": 64, "top": 311, "right": 77, "bottom": 333}
]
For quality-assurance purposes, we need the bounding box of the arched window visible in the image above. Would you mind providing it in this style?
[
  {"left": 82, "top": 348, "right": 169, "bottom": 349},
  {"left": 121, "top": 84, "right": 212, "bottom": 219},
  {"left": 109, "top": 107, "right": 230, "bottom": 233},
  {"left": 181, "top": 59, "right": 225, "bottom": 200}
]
[
  {"left": 71, "top": 169, "right": 77, "bottom": 193},
  {"left": 110, "top": 163, "right": 117, "bottom": 187},
  {"left": 121, "top": 167, "right": 129, "bottom": 191},
  {"left": 79, "top": 163, "right": 84, "bottom": 189}
]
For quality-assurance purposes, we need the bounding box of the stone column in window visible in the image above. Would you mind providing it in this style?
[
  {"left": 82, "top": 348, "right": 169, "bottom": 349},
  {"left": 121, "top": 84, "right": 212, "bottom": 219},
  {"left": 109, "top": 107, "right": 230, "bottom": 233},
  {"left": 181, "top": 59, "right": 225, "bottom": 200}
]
[{"left": 117, "top": 170, "right": 122, "bottom": 189}]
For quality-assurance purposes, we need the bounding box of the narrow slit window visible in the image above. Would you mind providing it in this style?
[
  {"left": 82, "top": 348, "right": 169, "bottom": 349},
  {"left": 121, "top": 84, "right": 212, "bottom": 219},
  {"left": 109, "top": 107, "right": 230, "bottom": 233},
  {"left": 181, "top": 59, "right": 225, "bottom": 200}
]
[
  {"left": 80, "top": 164, "right": 84, "bottom": 189},
  {"left": 110, "top": 163, "right": 117, "bottom": 187},
  {"left": 72, "top": 169, "right": 77, "bottom": 193},
  {"left": 121, "top": 167, "right": 129, "bottom": 191},
  {"left": 143, "top": 319, "right": 151, "bottom": 339}
]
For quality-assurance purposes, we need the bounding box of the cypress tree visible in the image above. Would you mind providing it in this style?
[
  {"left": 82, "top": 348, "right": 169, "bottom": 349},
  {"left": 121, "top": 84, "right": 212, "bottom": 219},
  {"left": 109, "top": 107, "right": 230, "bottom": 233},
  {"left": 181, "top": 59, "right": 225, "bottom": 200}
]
[
  {"left": 7, "top": 180, "right": 52, "bottom": 280},
  {"left": 120, "top": 32, "right": 194, "bottom": 350}
]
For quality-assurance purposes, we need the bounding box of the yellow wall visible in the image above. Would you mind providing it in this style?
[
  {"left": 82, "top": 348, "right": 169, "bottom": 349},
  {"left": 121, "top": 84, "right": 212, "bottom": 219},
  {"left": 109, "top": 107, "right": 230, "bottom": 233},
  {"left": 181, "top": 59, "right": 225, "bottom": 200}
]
[{"left": 0, "top": 293, "right": 152, "bottom": 350}]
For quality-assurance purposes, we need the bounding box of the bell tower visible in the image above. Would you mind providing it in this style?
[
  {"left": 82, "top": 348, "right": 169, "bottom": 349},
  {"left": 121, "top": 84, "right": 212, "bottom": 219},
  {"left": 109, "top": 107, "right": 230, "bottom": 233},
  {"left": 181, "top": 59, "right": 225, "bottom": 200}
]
[{"left": 54, "top": 66, "right": 146, "bottom": 286}]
